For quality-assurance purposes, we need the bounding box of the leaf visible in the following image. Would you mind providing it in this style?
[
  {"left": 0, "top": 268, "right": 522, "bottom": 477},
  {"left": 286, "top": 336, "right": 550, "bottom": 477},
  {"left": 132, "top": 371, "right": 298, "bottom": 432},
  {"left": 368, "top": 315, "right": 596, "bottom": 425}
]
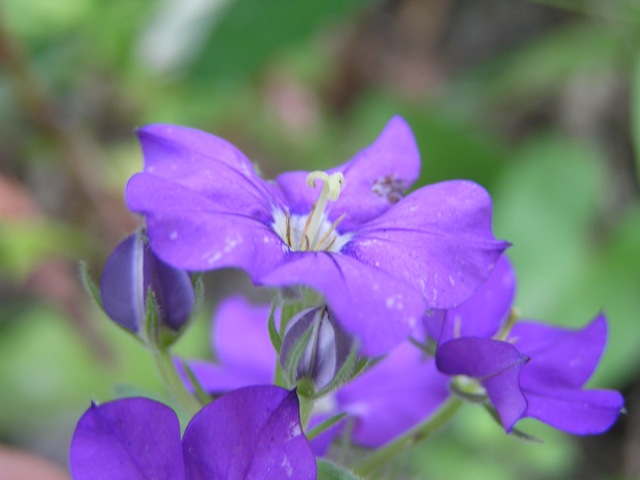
[
  {"left": 190, "top": 0, "right": 371, "bottom": 84},
  {"left": 317, "top": 459, "right": 362, "bottom": 480}
]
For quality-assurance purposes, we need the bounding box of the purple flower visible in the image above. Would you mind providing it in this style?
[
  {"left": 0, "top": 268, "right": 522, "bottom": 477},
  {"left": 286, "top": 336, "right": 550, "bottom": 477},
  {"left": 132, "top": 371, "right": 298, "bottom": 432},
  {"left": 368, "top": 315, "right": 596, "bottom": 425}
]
[
  {"left": 100, "top": 231, "right": 195, "bottom": 335},
  {"left": 433, "top": 256, "right": 624, "bottom": 434},
  {"left": 125, "top": 116, "right": 508, "bottom": 354},
  {"left": 69, "top": 386, "right": 316, "bottom": 480},
  {"left": 183, "top": 296, "right": 450, "bottom": 452}
]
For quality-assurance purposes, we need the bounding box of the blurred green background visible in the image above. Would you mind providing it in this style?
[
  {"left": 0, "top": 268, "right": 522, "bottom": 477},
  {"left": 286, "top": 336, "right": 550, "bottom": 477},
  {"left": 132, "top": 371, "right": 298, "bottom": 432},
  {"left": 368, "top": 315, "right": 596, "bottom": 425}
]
[{"left": 1, "top": 0, "right": 639, "bottom": 478}]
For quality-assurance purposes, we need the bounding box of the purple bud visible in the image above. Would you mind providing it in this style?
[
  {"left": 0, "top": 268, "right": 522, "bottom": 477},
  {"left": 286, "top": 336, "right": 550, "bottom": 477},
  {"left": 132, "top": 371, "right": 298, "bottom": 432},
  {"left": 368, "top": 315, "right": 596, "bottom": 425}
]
[
  {"left": 280, "top": 306, "right": 354, "bottom": 390},
  {"left": 100, "top": 232, "right": 195, "bottom": 335}
]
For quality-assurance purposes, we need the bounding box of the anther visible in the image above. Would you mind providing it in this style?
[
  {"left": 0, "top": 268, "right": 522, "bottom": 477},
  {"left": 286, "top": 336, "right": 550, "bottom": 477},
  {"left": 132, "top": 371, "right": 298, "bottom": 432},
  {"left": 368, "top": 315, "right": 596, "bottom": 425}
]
[
  {"left": 306, "top": 171, "right": 345, "bottom": 201},
  {"left": 285, "top": 210, "right": 292, "bottom": 247}
]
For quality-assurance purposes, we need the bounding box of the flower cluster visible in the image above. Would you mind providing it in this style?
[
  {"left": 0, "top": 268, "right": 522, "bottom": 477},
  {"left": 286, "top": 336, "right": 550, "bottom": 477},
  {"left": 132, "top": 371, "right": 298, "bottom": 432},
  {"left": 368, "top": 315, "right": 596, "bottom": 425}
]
[
  {"left": 429, "top": 256, "right": 624, "bottom": 435},
  {"left": 71, "top": 116, "right": 624, "bottom": 479}
]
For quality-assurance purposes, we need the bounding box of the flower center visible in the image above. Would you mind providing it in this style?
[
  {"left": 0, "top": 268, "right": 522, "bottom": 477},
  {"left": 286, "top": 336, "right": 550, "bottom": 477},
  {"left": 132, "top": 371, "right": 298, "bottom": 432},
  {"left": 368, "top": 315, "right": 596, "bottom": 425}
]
[{"left": 272, "top": 171, "right": 350, "bottom": 252}]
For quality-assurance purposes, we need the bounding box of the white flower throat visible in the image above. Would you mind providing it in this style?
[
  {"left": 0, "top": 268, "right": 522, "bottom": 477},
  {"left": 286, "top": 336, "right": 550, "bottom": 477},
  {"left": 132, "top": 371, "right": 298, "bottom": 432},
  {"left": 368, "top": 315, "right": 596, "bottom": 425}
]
[{"left": 272, "top": 171, "right": 351, "bottom": 253}]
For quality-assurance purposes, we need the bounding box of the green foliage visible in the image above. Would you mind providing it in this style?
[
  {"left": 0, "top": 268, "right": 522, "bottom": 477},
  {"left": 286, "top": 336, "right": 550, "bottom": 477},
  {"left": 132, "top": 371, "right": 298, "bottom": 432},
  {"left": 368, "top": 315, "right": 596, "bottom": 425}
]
[
  {"left": 318, "top": 459, "right": 362, "bottom": 480},
  {"left": 189, "top": 0, "right": 372, "bottom": 84},
  {"left": 0, "top": 221, "right": 92, "bottom": 280}
]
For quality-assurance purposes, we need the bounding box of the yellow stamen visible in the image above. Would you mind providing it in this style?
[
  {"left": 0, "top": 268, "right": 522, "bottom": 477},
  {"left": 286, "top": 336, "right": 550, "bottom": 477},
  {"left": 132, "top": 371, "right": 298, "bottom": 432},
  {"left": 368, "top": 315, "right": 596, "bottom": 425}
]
[
  {"left": 299, "top": 200, "right": 318, "bottom": 250},
  {"left": 313, "top": 213, "right": 346, "bottom": 251},
  {"left": 496, "top": 307, "right": 521, "bottom": 341},
  {"left": 285, "top": 210, "right": 292, "bottom": 247}
]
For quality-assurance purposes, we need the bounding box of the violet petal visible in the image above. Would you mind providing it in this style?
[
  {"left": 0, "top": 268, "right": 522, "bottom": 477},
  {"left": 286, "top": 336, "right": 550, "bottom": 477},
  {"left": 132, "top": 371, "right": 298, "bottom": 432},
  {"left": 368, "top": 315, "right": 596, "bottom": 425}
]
[
  {"left": 135, "top": 124, "right": 282, "bottom": 208},
  {"left": 213, "top": 296, "right": 275, "bottom": 376},
  {"left": 276, "top": 116, "right": 420, "bottom": 230},
  {"left": 179, "top": 360, "right": 271, "bottom": 394},
  {"left": 346, "top": 180, "right": 509, "bottom": 310},
  {"left": 338, "top": 343, "right": 449, "bottom": 446},
  {"left": 126, "top": 174, "right": 286, "bottom": 275},
  {"left": 69, "top": 397, "right": 184, "bottom": 480},
  {"left": 436, "top": 337, "right": 528, "bottom": 431},
  {"left": 182, "top": 386, "right": 316, "bottom": 480},
  {"left": 143, "top": 244, "right": 195, "bottom": 331},
  {"left": 524, "top": 386, "right": 624, "bottom": 434},
  {"left": 100, "top": 234, "right": 145, "bottom": 332},
  {"left": 513, "top": 314, "right": 607, "bottom": 389},
  {"left": 435, "top": 254, "right": 516, "bottom": 344}
]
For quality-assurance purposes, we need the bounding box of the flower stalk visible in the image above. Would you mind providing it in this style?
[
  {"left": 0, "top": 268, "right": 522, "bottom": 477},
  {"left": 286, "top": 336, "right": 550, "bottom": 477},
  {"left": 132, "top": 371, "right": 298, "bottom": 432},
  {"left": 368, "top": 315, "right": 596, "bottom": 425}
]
[
  {"left": 353, "top": 396, "right": 464, "bottom": 477},
  {"left": 151, "top": 345, "right": 202, "bottom": 417}
]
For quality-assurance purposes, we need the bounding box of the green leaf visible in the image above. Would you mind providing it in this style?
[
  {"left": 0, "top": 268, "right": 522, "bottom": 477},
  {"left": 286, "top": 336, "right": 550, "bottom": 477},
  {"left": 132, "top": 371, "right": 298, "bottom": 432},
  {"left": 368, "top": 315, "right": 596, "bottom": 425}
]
[
  {"left": 0, "top": 220, "right": 91, "bottom": 280},
  {"left": 190, "top": 0, "right": 371, "bottom": 84},
  {"left": 317, "top": 459, "right": 362, "bottom": 480}
]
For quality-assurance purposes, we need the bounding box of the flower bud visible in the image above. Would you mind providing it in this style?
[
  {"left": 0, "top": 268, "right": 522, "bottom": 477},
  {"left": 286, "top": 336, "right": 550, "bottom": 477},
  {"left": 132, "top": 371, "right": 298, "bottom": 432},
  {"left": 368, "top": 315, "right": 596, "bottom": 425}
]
[
  {"left": 279, "top": 306, "right": 354, "bottom": 391},
  {"left": 99, "top": 232, "right": 195, "bottom": 341}
]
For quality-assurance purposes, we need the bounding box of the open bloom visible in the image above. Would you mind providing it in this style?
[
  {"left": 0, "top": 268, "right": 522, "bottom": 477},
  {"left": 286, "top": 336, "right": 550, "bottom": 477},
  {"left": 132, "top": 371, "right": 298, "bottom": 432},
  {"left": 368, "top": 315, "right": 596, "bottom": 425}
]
[
  {"left": 183, "top": 296, "right": 450, "bottom": 452},
  {"left": 69, "top": 386, "right": 316, "bottom": 480},
  {"left": 126, "top": 116, "right": 508, "bottom": 354},
  {"left": 432, "top": 256, "right": 624, "bottom": 434}
]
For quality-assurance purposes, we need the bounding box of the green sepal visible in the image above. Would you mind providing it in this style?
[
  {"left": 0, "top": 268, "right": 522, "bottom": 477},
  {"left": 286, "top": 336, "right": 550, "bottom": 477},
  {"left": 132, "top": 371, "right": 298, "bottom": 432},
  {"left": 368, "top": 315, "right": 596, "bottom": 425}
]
[
  {"left": 267, "top": 300, "right": 282, "bottom": 353},
  {"left": 450, "top": 381, "right": 488, "bottom": 403},
  {"left": 150, "top": 273, "right": 203, "bottom": 349},
  {"left": 189, "top": 273, "right": 205, "bottom": 322},
  {"left": 144, "top": 288, "right": 161, "bottom": 347},
  {"left": 317, "top": 459, "right": 362, "bottom": 480},
  {"left": 409, "top": 335, "right": 437, "bottom": 356},
  {"left": 312, "top": 344, "right": 363, "bottom": 399},
  {"left": 81, "top": 258, "right": 143, "bottom": 344},
  {"left": 279, "top": 298, "right": 306, "bottom": 334},
  {"left": 306, "top": 412, "right": 347, "bottom": 441},
  {"left": 282, "top": 322, "right": 315, "bottom": 389},
  {"left": 179, "top": 358, "right": 212, "bottom": 406},
  {"left": 78, "top": 261, "right": 103, "bottom": 309},
  {"left": 482, "top": 404, "right": 543, "bottom": 443}
]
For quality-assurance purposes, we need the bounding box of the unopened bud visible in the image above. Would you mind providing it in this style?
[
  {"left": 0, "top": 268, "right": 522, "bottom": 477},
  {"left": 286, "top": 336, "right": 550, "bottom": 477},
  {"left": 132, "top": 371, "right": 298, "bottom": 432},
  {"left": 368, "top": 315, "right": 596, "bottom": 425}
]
[
  {"left": 100, "top": 232, "right": 195, "bottom": 341},
  {"left": 280, "top": 306, "right": 353, "bottom": 390}
]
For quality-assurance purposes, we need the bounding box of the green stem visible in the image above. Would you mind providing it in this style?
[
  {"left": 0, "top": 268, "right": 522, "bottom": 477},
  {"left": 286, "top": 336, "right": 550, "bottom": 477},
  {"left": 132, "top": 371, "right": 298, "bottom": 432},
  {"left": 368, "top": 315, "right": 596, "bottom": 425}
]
[
  {"left": 353, "top": 396, "right": 464, "bottom": 478},
  {"left": 152, "top": 347, "right": 202, "bottom": 417}
]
